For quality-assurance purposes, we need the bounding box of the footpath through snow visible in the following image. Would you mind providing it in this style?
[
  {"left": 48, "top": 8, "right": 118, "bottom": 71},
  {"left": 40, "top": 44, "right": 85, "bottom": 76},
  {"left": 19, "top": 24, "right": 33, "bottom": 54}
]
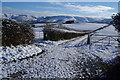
[{"left": 0, "top": 35, "right": 120, "bottom": 78}]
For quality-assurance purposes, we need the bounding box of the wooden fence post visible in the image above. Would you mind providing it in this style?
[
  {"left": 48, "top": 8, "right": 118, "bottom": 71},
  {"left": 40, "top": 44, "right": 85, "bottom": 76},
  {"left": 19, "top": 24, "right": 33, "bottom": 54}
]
[{"left": 87, "top": 34, "right": 91, "bottom": 44}]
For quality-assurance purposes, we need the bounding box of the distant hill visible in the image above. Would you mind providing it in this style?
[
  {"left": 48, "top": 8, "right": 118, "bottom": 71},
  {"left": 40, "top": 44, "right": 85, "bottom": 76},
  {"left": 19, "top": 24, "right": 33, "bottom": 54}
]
[{"left": 2, "top": 13, "right": 112, "bottom": 24}]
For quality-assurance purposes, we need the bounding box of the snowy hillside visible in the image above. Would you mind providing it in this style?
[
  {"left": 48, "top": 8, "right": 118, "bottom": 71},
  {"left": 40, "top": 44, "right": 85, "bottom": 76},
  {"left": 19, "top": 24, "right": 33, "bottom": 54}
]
[
  {"left": 2, "top": 13, "right": 112, "bottom": 23},
  {"left": 2, "top": 14, "right": 37, "bottom": 22}
]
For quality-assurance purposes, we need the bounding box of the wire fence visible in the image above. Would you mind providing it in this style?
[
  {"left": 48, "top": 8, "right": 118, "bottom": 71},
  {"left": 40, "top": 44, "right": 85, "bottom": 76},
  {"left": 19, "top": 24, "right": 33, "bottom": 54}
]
[{"left": 88, "top": 34, "right": 120, "bottom": 47}]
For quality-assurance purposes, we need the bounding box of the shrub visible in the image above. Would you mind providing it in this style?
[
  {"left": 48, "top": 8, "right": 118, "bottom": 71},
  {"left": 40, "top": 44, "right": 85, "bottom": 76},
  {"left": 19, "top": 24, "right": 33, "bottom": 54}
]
[
  {"left": 2, "top": 19, "right": 34, "bottom": 46},
  {"left": 112, "top": 13, "right": 120, "bottom": 31},
  {"left": 65, "top": 20, "right": 75, "bottom": 24},
  {"left": 43, "top": 28, "right": 86, "bottom": 41}
]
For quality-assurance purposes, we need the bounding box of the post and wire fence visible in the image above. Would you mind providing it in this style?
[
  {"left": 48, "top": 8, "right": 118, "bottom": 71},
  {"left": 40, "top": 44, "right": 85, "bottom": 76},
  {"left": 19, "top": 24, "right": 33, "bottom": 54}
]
[{"left": 86, "top": 23, "right": 120, "bottom": 47}]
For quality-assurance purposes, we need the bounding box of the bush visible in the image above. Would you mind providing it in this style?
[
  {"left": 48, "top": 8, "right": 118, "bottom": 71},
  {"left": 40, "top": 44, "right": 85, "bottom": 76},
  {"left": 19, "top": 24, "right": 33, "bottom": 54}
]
[
  {"left": 43, "top": 28, "right": 86, "bottom": 41},
  {"left": 2, "top": 19, "right": 34, "bottom": 46},
  {"left": 112, "top": 13, "right": 120, "bottom": 31},
  {"left": 65, "top": 20, "right": 75, "bottom": 24}
]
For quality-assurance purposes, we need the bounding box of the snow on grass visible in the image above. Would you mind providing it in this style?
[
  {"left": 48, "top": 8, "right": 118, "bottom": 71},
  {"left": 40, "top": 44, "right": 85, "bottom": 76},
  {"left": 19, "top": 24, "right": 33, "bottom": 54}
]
[
  {"left": 0, "top": 42, "right": 102, "bottom": 78},
  {"left": 0, "top": 45, "right": 42, "bottom": 63},
  {"left": 0, "top": 23, "right": 119, "bottom": 78},
  {"left": 33, "top": 23, "right": 45, "bottom": 27},
  {"left": 1, "top": 35, "right": 116, "bottom": 78},
  {"left": 52, "top": 28, "right": 84, "bottom": 33},
  {"left": 0, "top": 43, "right": 77, "bottom": 78},
  {"left": 33, "top": 23, "right": 118, "bottom": 42},
  {"left": 63, "top": 23, "right": 118, "bottom": 35},
  {"left": 61, "top": 34, "right": 119, "bottom": 63},
  {"left": 35, "top": 33, "right": 119, "bottom": 63},
  {"left": 0, "top": 35, "right": 119, "bottom": 78},
  {"left": 63, "top": 23, "right": 107, "bottom": 31},
  {"left": 79, "top": 44, "right": 120, "bottom": 63},
  {"left": 62, "top": 23, "right": 119, "bottom": 62},
  {"left": 98, "top": 25, "right": 118, "bottom": 35}
]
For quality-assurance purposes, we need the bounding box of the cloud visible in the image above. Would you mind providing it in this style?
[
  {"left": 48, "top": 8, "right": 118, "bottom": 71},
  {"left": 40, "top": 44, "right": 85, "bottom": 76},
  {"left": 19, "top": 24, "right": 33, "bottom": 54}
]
[
  {"left": 2, "top": 6, "right": 114, "bottom": 18},
  {"left": 48, "top": 3, "right": 115, "bottom": 17},
  {"left": 2, "top": 7, "right": 82, "bottom": 17},
  {"left": 2, "top": 7, "right": 60, "bottom": 16},
  {"left": 64, "top": 4, "right": 114, "bottom": 13},
  {"left": 50, "top": 2, "right": 63, "bottom": 5},
  {"left": 36, "top": 6, "right": 61, "bottom": 9}
]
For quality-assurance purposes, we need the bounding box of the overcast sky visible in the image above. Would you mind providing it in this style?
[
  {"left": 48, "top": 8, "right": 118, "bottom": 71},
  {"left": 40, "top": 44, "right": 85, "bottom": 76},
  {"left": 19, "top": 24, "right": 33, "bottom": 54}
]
[{"left": 2, "top": 2, "right": 118, "bottom": 17}]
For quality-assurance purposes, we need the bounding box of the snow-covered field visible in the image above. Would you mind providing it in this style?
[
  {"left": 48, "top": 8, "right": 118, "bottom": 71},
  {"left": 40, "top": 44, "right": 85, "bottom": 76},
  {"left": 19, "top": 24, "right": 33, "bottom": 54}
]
[
  {"left": 33, "top": 23, "right": 45, "bottom": 27},
  {"left": 63, "top": 23, "right": 107, "bottom": 31},
  {"left": 1, "top": 35, "right": 119, "bottom": 78},
  {"left": 33, "top": 23, "right": 118, "bottom": 40},
  {"left": 63, "top": 23, "right": 118, "bottom": 35},
  {"left": 0, "top": 23, "right": 120, "bottom": 78}
]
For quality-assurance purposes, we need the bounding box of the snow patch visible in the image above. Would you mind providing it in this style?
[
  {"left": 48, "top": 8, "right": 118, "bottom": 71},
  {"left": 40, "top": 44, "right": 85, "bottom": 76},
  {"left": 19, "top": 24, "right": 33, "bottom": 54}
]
[{"left": 0, "top": 45, "right": 42, "bottom": 63}]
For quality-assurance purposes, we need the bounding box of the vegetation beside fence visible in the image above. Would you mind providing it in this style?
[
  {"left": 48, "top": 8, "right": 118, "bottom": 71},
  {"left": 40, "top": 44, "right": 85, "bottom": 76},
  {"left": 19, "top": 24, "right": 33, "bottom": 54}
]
[
  {"left": 2, "top": 19, "right": 34, "bottom": 46},
  {"left": 42, "top": 23, "right": 87, "bottom": 41},
  {"left": 43, "top": 28, "right": 86, "bottom": 41}
]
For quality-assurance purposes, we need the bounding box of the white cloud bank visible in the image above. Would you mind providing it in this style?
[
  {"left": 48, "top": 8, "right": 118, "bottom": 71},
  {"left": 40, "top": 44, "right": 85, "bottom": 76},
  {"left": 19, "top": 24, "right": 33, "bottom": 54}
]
[
  {"left": 2, "top": 2, "right": 116, "bottom": 18},
  {"left": 62, "top": 4, "right": 115, "bottom": 18},
  {"left": 49, "top": 2, "right": 116, "bottom": 17},
  {"left": 2, "top": 7, "right": 60, "bottom": 17},
  {"left": 64, "top": 4, "right": 114, "bottom": 13},
  {"left": 2, "top": 7, "right": 82, "bottom": 17},
  {"left": 36, "top": 6, "right": 61, "bottom": 10}
]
